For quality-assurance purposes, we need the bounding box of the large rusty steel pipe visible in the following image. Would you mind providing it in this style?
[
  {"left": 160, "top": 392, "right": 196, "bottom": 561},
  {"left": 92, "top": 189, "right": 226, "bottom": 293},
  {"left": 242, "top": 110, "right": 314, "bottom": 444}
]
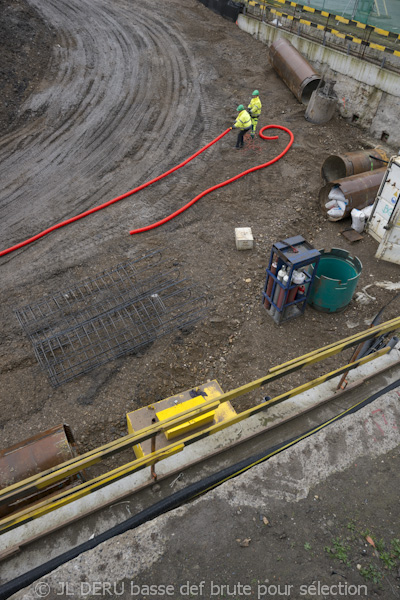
[
  {"left": 321, "top": 148, "right": 389, "bottom": 182},
  {"left": 269, "top": 38, "right": 323, "bottom": 105},
  {"left": 319, "top": 168, "right": 386, "bottom": 221},
  {"left": 0, "top": 424, "right": 81, "bottom": 517}
]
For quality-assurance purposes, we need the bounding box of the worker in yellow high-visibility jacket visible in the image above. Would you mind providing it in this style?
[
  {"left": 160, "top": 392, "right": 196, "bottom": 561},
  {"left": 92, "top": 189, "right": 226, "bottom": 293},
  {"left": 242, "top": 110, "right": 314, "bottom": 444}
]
[
  {"left": 248, "top": 90, "right": 262, "bottom": 138},
  {"left": 233, "top": 105, "right": 252, "bottom": 149}
]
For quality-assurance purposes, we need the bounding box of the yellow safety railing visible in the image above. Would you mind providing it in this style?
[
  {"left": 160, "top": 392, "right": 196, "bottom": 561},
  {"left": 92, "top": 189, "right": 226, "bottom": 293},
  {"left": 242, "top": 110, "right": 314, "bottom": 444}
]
[{"left": 1, "top": 316, "right": 399, "bottom": 532}]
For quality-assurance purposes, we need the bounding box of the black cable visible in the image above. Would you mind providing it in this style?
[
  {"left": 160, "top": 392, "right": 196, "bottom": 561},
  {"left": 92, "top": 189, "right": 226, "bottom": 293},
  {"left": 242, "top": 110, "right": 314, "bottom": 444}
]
[
  {"left": 368, "top": 155, "right": 389, "bottom": 164},
  {"left": 1, "top": 377, "right": 399, "bottom": 600}
]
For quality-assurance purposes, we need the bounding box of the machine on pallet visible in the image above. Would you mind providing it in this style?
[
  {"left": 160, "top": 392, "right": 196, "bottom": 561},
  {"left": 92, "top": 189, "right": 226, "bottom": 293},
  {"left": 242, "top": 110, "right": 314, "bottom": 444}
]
[{"left": 262, "top": 236, "right": 321, "bottom": 324}]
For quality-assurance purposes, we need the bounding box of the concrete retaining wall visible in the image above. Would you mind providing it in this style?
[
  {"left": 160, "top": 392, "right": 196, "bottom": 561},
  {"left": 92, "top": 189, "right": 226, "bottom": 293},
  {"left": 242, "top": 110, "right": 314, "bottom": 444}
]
[{"left": 238, "top": 14, "right": 400, "bottom": 148}]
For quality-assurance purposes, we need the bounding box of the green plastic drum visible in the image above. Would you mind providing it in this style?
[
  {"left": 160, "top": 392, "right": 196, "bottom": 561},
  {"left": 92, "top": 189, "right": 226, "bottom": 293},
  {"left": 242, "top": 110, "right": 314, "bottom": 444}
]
[{"left": 308, "top": 248, "right": 362, "bottom": 313}]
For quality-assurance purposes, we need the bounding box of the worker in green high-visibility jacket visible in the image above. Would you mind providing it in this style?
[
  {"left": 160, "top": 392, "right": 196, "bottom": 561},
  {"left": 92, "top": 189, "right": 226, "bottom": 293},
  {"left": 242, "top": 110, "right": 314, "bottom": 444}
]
[
  {"left": 248, "top": 90, "right": 262, "bottom": 138},
  {"left": 233, "top": 105, "right": 252, "bottom": 149}
]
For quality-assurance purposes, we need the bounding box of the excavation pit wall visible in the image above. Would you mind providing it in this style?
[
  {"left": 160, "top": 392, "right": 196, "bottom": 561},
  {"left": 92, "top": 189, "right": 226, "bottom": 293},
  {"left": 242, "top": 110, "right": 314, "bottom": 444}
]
[{"left": 238, "top": 14, "right": 400, "bottom": 148}]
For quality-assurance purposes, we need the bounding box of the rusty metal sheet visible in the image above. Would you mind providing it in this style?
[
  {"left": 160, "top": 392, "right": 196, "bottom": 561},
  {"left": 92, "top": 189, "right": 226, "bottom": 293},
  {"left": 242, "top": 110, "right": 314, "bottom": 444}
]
[{"left": 341, "top": 229, "right": 364, "bottom": 243}]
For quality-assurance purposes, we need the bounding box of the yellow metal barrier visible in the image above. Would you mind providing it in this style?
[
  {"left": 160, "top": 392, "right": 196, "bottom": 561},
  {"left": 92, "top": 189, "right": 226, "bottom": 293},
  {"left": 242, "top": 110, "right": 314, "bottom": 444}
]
[
  {"left": 1, "top": 317, "right": 399, "bottom": 532},
  {"left": 0, "top": 347, "right": 390, "bottom": 532}
]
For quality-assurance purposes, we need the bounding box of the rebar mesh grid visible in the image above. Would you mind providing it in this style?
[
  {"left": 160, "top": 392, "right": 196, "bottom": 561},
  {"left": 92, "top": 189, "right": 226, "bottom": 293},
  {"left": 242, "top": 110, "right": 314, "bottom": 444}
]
[{"left": 15, "top": 251, "right": 207, "bottom": 387}]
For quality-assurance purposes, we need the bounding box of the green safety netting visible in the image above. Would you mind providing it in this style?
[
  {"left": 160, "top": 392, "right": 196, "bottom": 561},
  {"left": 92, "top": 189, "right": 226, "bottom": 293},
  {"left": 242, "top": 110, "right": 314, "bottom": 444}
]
[{"left": 295, "top": 0, "right": 400, "bottom": 33}]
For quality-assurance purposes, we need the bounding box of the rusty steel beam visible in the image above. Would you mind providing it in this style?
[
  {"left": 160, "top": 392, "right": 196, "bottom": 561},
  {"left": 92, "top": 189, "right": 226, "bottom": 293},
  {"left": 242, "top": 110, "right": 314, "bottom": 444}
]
[
  {"left": 319, "top": 168, "right": 386, "bottom": 221},
  {"left": 269, "top": 38, "right": 322, "bottom": 105},
  {"left": 321, "top": 148, "right": 389, "bottom": 182}
]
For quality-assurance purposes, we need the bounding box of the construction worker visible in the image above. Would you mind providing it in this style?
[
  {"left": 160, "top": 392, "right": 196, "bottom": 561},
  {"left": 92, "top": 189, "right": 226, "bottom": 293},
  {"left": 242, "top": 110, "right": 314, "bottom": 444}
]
[
  {"left": 233, "top": 105, "right": 252, "bottom": 149},
  {"left": 248, "top": 90, "right": 262, "bottom": 138}
]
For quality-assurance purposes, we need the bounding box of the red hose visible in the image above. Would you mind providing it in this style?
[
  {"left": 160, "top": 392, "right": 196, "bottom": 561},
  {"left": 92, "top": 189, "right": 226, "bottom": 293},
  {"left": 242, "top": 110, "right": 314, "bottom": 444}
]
[
  {"left": 129, "top": 125, "right": 294, "bottom": 235},
  {"left": 0, "top": 128, "right": 231, "bottom": 258},
  {"left": 0, "top": 125, "right": 293, "bottom": 256}
]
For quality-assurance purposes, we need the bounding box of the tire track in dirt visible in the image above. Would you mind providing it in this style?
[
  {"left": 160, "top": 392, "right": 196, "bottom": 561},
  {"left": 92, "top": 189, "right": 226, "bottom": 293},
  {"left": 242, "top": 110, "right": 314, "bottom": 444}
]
[{"left": 0, "top": 0, "right": 204, "bottom": 264}]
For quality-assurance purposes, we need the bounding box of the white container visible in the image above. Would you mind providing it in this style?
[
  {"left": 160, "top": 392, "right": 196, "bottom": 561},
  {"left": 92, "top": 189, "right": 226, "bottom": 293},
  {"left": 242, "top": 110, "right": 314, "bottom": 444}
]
[{"left": 235, "top": 227, "right": 254, "bottom": 250}]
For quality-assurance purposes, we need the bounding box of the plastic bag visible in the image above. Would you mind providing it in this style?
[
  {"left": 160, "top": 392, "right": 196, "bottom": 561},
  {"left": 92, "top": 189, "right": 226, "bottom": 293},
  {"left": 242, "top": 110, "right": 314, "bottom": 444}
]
[
  {"left": 328, "top": 199, "right": 347, "bottom": 219},
  {"left": 351, "top": 208, "right": 366, "bottom": 233}
]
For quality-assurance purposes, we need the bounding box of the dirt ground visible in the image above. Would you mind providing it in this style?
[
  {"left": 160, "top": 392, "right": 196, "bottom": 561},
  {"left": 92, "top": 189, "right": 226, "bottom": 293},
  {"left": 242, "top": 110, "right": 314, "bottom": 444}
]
[
  {"left": 1, "top": 0, "right": 400, "bottom": 597},
  {"left": 0, "top": 1, "right": 399, "bottom": 472}
]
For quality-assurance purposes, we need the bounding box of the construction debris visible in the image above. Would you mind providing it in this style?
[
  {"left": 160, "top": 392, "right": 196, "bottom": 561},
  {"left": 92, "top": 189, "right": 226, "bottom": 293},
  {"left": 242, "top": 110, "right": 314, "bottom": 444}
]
[{"left": 235, "top": 227, "right": 254, "bottom": 250}]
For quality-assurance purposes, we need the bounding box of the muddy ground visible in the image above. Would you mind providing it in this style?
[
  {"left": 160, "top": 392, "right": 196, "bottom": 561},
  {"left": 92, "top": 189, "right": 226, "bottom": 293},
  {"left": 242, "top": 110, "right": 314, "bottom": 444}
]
[
  {"left": 0, "top": 0, "right": 400, "bottom": 484},
  {"left": 1, "top": 0, "right": 400, "bottom": 596},
  {"left": 1, "top": 0, "right": 399, "bottom": 452}
]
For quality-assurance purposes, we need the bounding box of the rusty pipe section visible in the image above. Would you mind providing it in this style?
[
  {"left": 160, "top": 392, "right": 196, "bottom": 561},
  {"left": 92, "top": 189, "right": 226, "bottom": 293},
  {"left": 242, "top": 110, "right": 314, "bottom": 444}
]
[
  {"left": 321, "top": 148, "right": 389, "bottom": 182},
  {"left": 0, "top": 424, "right": 81, "bottom": 518},
  {"left": 269, "top": 38, "right": 323, "bottom": 105},
  {"left": 319, "top": 168, "right": 386, "bottom": 221}
]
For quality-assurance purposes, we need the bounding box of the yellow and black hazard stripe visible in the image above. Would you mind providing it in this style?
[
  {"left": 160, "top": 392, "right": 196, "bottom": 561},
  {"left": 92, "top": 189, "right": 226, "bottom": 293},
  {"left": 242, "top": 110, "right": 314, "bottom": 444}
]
[
  {"left": 244, "top": 0, "right": 400, "bottom": 57},
  {"left": 270, "top": 7, "right": 400, "bottom": 56}
]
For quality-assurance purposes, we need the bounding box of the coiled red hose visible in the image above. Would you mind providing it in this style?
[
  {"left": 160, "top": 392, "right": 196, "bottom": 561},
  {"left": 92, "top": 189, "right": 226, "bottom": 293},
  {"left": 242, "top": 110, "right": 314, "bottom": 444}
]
[
  {"left": 0, "top": 125, "right": 293, "bottom": 257},
  {"left": 129, "top": 125, "right": 294, "bottom": 235},
  {"left": 0, "top": 128, "right": 231, "bottom": 258}
]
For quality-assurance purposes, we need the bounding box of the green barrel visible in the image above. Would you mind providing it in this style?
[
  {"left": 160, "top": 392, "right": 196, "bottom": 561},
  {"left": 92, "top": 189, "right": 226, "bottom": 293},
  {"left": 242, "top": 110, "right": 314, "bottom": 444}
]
[{"left": 308, "top": 248, "right": 362, "bottom": 313}]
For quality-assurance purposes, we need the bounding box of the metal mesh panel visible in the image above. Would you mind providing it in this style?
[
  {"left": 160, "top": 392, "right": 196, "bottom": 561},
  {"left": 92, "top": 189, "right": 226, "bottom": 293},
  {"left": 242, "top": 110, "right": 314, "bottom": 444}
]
[{"left": 15, "top": 251, "right": 207, "bottom": 387}]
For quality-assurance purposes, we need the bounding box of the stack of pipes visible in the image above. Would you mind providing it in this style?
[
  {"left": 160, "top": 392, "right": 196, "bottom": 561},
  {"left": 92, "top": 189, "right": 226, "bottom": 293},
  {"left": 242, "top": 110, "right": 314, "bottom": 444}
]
[{"left": 319, "top": 148, "right": 389, "bottom": 221}]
